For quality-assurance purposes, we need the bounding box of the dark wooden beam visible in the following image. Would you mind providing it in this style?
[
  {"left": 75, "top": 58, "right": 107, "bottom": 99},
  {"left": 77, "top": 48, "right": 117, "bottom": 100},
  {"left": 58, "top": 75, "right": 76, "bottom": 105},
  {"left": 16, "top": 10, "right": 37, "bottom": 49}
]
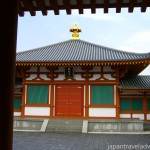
[
  {"left": 77, "top": 0, "right": 83, "bottom": 14},
  {"left": 104, "top": 0, "right": 109, "bottom": 13},
  {"left": 128, "top": 0, "right": 136, "bottom": 13},
  {"left": 18, "top": 2, "right": 25, "bottom": 16},
  {"left": 0, "top": 0, "right": 18, "bottom": 149},
  {"left": 49, "top": 0, "right": 59, "bottom": 15},
  {"left": 23, "top": 0, "right": 36, "bottom": 16},
  {"left": 63, "top": 0, "right": 71, "bottom": 14},
  {"left": 116, "top": 0, "right": 122, "bottom": 13},
  {"left": 91, "top": 0, "right": 96, "bottom": 14},
  {"left": 36, "top": 0, "right": 48, "bottom": 15},
  {"left": 141, "top": 0, "right": 148, "bottom": 12}
]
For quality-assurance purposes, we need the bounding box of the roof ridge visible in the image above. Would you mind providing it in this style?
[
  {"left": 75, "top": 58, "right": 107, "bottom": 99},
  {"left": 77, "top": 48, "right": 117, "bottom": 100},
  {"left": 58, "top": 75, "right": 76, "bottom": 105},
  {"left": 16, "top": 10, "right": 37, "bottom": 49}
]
[
  {"left": 17, "top": 40, "right": 72, "bottom": 54},
  {"left": 125, "top": 75, "right": 150, "bottom": 77},
  {"left": 79, "top": 40, "right": 150, "bottom": 56},
  {"left": 17, "top": 39, "right": 150, "bottom": 56}
]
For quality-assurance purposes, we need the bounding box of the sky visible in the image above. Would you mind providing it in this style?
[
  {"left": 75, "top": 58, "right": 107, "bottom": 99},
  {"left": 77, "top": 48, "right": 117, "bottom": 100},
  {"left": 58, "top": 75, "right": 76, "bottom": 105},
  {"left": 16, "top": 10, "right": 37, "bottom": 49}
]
[{"left": 17, "top": 8, "right": 150, "bottom": 75}]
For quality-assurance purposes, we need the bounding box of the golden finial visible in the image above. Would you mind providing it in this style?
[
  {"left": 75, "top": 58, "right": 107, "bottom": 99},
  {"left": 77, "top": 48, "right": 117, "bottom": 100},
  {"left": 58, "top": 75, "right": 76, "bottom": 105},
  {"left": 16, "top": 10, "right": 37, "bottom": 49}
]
[{"left": 70, "top": 23, "right": 81, "bottom": 40}]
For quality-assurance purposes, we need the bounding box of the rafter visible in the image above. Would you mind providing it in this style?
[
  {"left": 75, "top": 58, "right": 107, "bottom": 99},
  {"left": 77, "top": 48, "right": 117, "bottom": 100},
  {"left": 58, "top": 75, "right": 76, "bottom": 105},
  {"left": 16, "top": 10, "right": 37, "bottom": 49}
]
[
  {"left": 91, "top": 0, "right": 96, "bottom": 14},
  {"left": 77, "top": 0, "right": 83, "bottom": 14},
  {"left": 141, "top": 0, "right": 148, "bottom": 12},
  {"left": 128, "top": 0, "right": 136, "bottom": 13},
  {"left": 49, "top": 0, "right": 59, "bottom": 15},
  {"left": 116, "top": 0, "right": 122, "bottom": 13},
  {"left": 17, "top": 0, "right": 150, "bottom": 16},
  {"left": 104, "top": 0, "right": 109, "bottom": 13},
  {"left": 23, "top": 0, "right": 36, "bottom": 16},
  {"left": 18, "top": 1, "right": 24, "bottom": 16},
  {"left": 36, "top": 0, "right": 48, "bottom": 16},
  {"left": 63, "top": 0, "right": 71, "bottom": 14}
]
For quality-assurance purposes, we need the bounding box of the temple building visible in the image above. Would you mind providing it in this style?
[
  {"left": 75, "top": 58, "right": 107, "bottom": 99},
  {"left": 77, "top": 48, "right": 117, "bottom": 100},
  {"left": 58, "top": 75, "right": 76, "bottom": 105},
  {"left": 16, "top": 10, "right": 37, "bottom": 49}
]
[{"left": 14, "top": 24, "right": 150, "bottom": 121}]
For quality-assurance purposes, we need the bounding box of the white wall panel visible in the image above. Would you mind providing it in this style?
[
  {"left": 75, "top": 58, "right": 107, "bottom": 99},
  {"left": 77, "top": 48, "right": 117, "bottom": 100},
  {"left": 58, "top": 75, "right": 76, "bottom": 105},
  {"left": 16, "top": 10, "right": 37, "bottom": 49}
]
[
  {"left": 74, "top": 66, "right": 84, "bottom": 72},
  {"left": 89, "top": 108, "right": 116, "bottom": 117},
  {"left": 103, "top": 66, "right": 114, "bottom": 72},
  {"left": 55, "top": 66, "right": 64, "bottom": 72},
  {"left": 14, "top": 112, "right": 21, "bottom": 116},
  {"left": 26, "top": 74, "right": 37, "bottom": 80},
  {"left": 55, "top": 74, "right": 65, "bottom": 80},
  {"left": 90, "top": 74, "right": 100, "bottom": 80},
  {"left": 39, "top": 66, "right": 49, "bottom": 72},
  {"left": 132, "top": 114, "right": 144, "bottom": 120},
  {"left": 39, "top": 74, "right": 51, "bottom": 80},
  {"left": 120, "top": 114, "right": 131, "bottom": 118},
  {"left": 25, "top": 107, "right": 50, "bottom": 116},
  {"left": 26, "top": 66, "right": 37, "bottom": 72},
  {"left": 147, "top": 114, "right": 150, "bottom": 120},
  {"left": 103, "top": 74, "right": 115, "bottom": 80},
  {"left": 89, "top": 66, "right": 101, "bottom": 72},
  {"left": 74, "top": 74, "right": 85, "bottom": 80}
]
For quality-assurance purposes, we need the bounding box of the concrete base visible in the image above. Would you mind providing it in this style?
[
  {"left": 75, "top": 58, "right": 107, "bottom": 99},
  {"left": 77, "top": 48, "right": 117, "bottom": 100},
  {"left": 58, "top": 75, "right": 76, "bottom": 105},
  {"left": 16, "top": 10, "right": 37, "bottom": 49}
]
[
  {"left": 144, "top": 122, "right": 150, "bottom": 131},
  {"left": 46, "top": 119, "right": 83, "bottom": 133},
  {"left": 13, "top": 117, "right": 48, "bottom": 132},
  {"left": 88, "top": 120, "right": 144, "bottom": 132},
  {"left": 13, "top": 118, "right": 148, "bottom": 133}
]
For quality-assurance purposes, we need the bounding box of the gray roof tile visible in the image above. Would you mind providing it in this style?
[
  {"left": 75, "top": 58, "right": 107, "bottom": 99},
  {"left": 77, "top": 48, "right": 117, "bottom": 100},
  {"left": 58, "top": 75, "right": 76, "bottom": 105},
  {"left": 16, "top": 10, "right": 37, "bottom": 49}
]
[
  {"left": 119, "top": 76, "right": 150, "bottom": 89},
  {"left": 16, "top": 40, "right": 150, "bottom": 62}
]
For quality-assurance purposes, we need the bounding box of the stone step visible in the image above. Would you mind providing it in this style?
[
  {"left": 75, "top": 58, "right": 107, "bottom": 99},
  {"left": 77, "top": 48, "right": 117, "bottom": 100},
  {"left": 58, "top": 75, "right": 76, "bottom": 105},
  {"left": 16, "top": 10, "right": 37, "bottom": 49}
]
[{"left": 46, "top": 119, "right": 83, "bottom": 133}]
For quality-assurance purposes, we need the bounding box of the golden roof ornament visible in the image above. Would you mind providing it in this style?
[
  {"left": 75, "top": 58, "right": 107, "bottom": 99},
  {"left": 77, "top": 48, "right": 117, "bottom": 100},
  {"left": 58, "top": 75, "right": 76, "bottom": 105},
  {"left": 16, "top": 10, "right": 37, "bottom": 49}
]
[{"left": 70, "top": 23, "right": 81, "bottom": 40}]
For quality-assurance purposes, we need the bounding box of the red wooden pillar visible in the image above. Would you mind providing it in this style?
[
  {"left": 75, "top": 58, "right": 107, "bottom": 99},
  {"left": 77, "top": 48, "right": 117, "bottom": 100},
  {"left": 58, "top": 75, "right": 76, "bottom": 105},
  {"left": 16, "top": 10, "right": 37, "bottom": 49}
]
[
  {"left": 50, "top": 84, "right": 54, "bottom": 117},
  {"left": 116, "top": 85, "right": 120, "bottom": 119},
  {"left": 143, "top": 96, "right": 147, "bottom": 121},
  {"left": 85, "top": 84, "right": 89, "bottom": 118},
  {"left": 116, "top": 68, "right": 120, "bottom": 120},
  {"left": 0, "top": 0, "right": 18, "bottom": 150}
]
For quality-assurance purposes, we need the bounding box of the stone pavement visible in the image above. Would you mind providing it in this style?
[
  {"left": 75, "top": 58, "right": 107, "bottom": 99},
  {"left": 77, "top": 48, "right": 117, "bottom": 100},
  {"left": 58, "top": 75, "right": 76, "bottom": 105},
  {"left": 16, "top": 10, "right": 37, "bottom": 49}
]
[{"left": 13, "top": 132, "right": 150, "bottom": 150}]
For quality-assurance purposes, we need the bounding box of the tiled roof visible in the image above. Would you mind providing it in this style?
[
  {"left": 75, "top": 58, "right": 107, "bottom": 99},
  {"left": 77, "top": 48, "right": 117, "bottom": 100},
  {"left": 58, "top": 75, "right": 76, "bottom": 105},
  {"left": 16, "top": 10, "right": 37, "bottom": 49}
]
[
  {"left": 119, "top": 76, "right": 150, "bottom": 90},
  {"left": 16, "top": 40, "right": 150, "bottom": 62}
]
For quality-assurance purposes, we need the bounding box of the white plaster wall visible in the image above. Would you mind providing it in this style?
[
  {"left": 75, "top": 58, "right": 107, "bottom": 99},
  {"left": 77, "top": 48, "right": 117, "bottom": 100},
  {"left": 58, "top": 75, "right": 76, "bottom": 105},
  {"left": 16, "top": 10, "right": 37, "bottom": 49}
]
[
  {"left": 14, "top": 112, "right": 21, "bottom": 116},
  {"left": 89, "top": 108, "right": 116, "bottom": 117},
  {"left": 89, "top": 66, "right": 101, "bottom": 72},
  {"left": 90, "top": 74, "right": 101, "bottom": 80},
  {"left": 55, "top": 74, "right": 65, "bottom": 80},
  {"left": 74, "top": 74, "right": 85, "bottom": 80},
  {"left": 55, "top": 66, "right": 64, "bottom": 72},
  {"left": 26, "top": 74, "right": 37, "bottom": 80},
  {"left": 147, "top": 114, "right": 150, "bottom": 120},
  {"left": 74, "top": 66, "right": 85, "bottom": 72},
  {"left": 26, "top": 66, "right": 37, "bottom": 72},
  {"left": 25, "top": 107, "right": 50, "bottom": 116},
  {"left": 103, "top": 66, "right": 114, "bottom": 72},
  {"left": 132, "top": 114, "right": 144, "bottom": 120},
  {"left": 103, "top": 74, "right": 115, "bottom": 80},
  {"left": 39, "top": 74, "right": 51, "bottom": 80},
  {"left": 120, "top": 114, "right": 131, "bottom": 118},
  {"left": 39, "top": 66, "right": 49, "bottom": 72}
]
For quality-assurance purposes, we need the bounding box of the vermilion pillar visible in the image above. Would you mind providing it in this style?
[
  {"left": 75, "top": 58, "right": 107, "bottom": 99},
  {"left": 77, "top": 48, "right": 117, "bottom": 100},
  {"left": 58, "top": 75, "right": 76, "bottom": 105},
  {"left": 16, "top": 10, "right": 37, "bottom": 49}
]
[{"left": 0, "top": 0, "right": 18, "bottom": 150}]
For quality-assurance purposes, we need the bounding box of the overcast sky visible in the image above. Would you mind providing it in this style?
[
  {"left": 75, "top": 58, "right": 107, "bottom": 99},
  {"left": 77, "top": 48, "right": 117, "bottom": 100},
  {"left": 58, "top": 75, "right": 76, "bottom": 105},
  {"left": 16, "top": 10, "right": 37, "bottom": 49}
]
[{"left": 17, "top": 8, "right": 150, "bottom": 75}]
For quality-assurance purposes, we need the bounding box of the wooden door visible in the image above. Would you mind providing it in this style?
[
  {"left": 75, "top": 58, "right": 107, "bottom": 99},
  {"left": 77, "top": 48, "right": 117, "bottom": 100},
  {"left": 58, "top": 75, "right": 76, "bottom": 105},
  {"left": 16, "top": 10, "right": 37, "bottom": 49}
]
[{"left": 55, "top": 85, "right": 83, "bottom": 117}]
